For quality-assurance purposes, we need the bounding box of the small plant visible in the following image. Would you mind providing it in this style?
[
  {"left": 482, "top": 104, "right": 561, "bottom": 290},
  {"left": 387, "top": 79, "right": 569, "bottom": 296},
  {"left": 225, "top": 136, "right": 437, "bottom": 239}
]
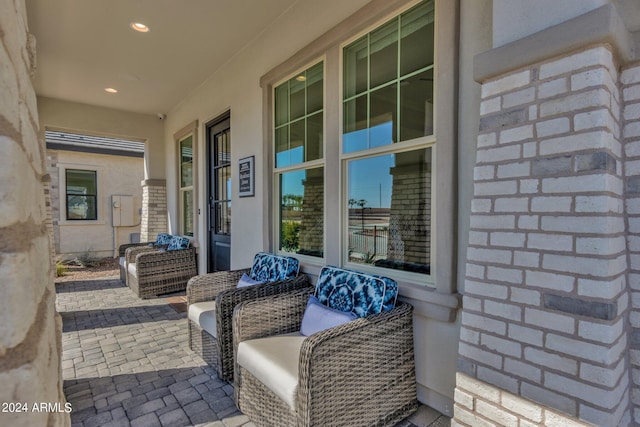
[
  {"left": 281, "top": 221, "right": 301, "bottom": 252},
  {"left": 55, "top": 261, "right": 67, "bottom": 278},
  {"left": 77, "top": 251, "right": 99, "bottom": 268}
]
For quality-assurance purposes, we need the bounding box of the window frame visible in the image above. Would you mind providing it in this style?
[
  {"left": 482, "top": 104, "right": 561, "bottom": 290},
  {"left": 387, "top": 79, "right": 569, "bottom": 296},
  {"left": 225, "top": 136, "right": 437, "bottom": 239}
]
[
  {"left": 174, "top": 121, "right": 198, "bottom": 238},
  {"left": 261, "top": 0, "right": 459, "bottom": 308},
  {"left": 272, "top": 59, "right": 327, "bottom": 262},
  {"left": 65, "top": 168, "right": 98, "bottom": 221},
  {"left": 338, "top": 1, "right": 437, "bottom": 286}
]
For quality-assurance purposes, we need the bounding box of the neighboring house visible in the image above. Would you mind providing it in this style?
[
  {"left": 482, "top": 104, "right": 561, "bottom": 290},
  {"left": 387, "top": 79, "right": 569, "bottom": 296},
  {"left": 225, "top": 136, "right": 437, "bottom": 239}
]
[
  {"left": 46, "top": 130, "right": 144, "bottom": 260},
  {"left": 5, "top": 1, "right": 640, "bottom": 427}
]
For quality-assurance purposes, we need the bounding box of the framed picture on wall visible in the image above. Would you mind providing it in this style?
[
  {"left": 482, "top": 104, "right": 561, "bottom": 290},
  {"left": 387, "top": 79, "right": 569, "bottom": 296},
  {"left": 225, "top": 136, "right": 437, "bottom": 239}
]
[{"left": 238, "top": 156, "right": 254, "bottom": 197}]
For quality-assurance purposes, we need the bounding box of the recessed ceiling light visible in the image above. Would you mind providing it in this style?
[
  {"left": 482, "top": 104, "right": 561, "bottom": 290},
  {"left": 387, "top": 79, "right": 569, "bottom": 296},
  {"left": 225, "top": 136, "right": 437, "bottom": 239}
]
[
  {"left": 104, "top": 87, "right": 118, "bottom": 94},
  {"left": 130, "top": 22, "right": 150, "bottom": 33},
  {"left": 295, "top": 75, "right": 306, "bottom": 82}
]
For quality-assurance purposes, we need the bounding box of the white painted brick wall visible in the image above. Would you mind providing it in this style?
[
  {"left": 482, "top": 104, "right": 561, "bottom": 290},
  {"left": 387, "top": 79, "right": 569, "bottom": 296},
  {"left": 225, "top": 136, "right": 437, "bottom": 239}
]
[
  {"left": 454, "top": 374, "right": 593, "bottom": 427},
  {"left": 459, "top": 44, "right": 630, "bottom": 427}
]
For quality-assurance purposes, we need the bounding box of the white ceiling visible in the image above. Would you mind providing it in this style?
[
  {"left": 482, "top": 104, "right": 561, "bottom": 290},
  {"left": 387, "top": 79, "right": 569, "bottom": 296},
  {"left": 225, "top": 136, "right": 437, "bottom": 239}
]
[{"left": 25, "top": 0, "right": 299, "bottom": 115}]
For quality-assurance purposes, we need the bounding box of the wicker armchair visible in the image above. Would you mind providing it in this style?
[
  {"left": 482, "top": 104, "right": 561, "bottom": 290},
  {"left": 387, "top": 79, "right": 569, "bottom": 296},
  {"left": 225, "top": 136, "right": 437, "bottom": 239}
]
[
  {"left": 118, "top": 233, "right": 172, "bottom": 283},
  {"left": 125, "top": 244, "right": 197, "bottom": 299},
  {"left": 187, "top": 253, "right": 311, "bottom": 381},
  {"left": 118, "top": 242, "right": 154, "bottom": 283},
  {"left": 232, "top": 268, "right": 417, "bottom": 427}
]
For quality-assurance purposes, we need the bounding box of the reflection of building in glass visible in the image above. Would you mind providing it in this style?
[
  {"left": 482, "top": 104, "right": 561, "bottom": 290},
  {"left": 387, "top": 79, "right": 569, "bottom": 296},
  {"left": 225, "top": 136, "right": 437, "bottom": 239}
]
[
  {"left": 347, "top": 148, "right": 431, "bottom": 274},
  {"left": 386, "top": 149, "right": 431, "bottom": 270},
  {"left": 297, "top": 168, "right": 324, "bottom": 257},
  {"left": 279, "top": 168, "right": 323, "bottom": 257}
]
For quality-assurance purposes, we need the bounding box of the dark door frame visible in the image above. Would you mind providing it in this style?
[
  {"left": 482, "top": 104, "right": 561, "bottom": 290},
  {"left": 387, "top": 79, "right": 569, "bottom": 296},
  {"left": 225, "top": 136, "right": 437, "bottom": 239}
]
[{"left": 206, "top": 111, "right": 231, "bottom": 272}]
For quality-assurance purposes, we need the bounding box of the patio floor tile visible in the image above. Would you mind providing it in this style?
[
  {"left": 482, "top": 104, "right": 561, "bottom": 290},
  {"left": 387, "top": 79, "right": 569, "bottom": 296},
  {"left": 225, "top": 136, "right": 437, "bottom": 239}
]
[{"left": 56, "top": 276, "right": 450, "bottom": 426}]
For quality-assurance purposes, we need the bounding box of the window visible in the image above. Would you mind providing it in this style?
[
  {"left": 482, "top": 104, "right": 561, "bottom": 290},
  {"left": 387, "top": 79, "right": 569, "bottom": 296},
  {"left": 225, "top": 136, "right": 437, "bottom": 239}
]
[
  {"left": 66, "top": 169, "right": 97, "bottom": 220},
  {"left": 179, "top": 134, "right": 194, "bottom": 236},
  {"left": 343, "top": 1, "right": 434, "bottom": 277},
  {"left": 274, "top": 62, "right": 324, "bottom": 258},
  {"left": 266, "top": 0, "right": 451, "bottom": 290}
]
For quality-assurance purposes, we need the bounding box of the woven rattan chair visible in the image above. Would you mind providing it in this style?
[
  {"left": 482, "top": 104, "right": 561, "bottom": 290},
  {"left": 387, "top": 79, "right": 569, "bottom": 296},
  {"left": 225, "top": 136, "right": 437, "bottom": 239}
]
[
  {"left": 187, "top": 253, "right": 311, "bottom": 381},
  {"left": 118, "top": 233, "right": 172, "bottom": 283},
  {"left": 118, "top": 242, "right": 154, "bottom": 283},
  {"left": 232, "top": 267, "right": 418, "bottom": 427},
  {"left": 125, "top": 236, "right": 197, "bottom": 299}
]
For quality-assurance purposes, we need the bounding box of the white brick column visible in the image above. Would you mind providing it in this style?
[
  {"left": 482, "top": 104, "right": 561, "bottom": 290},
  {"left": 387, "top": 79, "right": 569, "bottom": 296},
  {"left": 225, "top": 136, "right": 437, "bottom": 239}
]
[
  {"left": 140, "top": 179, "right": 167, "bottom": 242},
  {"left": 455, "top": 46, "right": 630, "bottom": 426},
  {"left": 622, "top": 63, "right": 640, "bottom": 426}
]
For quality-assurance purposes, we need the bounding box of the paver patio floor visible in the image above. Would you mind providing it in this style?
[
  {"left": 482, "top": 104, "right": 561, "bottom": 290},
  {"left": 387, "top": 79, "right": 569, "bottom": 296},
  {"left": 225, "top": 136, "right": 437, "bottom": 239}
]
[{"left": 56, "top": 276, "right": 450, "bottom": 427}]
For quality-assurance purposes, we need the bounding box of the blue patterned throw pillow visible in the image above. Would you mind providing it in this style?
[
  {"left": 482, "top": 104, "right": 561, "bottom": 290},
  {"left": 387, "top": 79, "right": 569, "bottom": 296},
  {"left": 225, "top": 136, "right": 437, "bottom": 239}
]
[
  {"left": 314, "top": 266, "right": 398, "bottom": 318},
  {"left": 249, "top": 253, "right": 300, "bottom": 282},
  {"left": 167, "top": 235, "right": 190, "bottom": 251},
  {"left": 154, "top": 233, "right": 172, "bottom": 246}
]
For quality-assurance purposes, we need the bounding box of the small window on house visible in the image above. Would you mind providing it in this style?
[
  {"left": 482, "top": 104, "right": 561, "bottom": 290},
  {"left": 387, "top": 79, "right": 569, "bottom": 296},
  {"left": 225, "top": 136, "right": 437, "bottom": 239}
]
[
  {"left": 66, "top": 169, "right": 97, "bottom": 220},
  {"left": 274, "top": 62, "right": 324, "bottom": 257}
]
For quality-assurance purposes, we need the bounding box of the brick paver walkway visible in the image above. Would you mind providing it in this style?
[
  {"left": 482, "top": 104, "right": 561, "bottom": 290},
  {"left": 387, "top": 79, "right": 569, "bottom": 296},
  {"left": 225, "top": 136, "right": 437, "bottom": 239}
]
[{"left": 56, "top": 277, "right": 450, "bottom": 427}]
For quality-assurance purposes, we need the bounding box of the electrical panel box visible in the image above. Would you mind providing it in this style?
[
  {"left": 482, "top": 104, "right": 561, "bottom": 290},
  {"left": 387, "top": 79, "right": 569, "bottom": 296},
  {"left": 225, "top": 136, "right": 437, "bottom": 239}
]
[{"left": 111, "top": 195, "right": 135, "bottom": 226}]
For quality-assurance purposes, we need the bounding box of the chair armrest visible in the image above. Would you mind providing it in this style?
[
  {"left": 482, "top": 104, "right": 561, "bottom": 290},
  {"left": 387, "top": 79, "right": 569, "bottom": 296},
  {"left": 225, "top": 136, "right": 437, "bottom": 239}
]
[
  {"left": 233, "top": 287, "right": 312, "bottom": 347},
  {"left": 296, "top": 302, "right": 415, "bottom": 415},
  {"left": 119, "top": 242, "right": 153, "bottom": 258},
  {"left": 186, "top": 268, "right": 251, "bottom": 304},
  {"left": 125, "top": 245, "right": 161, "bottom": 263},
  {"left": 135, "top": 247, "right": 196, "bottom": 272}
]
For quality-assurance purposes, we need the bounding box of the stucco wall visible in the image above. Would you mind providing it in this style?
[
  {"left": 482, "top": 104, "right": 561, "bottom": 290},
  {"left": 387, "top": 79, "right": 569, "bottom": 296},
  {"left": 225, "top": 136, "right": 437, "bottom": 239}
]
[
  {"left": 47, "top": 149, "right": 144, "bottom": 259},
  {"left": 0, "top": 0, "right": 69, "bottom": 425},
  {"left": 492, "top": 0, "right": 608, "bottom": 48}
]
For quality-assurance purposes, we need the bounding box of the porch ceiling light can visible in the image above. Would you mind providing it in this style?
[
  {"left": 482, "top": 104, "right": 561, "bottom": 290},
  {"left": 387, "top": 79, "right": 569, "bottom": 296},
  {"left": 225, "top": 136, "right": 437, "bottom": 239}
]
[
  {"left": 295, "top": 75, "right": 306, "bottom": 82},
  {"left": 104, "top": 87, "right": 118, "bottom": 94},
  {"left": 130, "top": 22, "right": 150, "bottom": 33}
]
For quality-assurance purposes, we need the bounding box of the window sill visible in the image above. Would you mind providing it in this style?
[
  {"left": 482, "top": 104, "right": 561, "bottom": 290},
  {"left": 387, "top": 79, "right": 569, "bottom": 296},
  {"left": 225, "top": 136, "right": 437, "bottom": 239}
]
[{"left": 59, "top": 220, "right": 106, "bottom": 226}]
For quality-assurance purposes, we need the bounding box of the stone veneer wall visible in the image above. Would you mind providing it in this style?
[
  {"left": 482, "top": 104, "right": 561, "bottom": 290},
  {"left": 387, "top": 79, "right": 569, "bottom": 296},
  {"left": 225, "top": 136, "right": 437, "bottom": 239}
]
[
  {"left": 140, "top": 179, "right": 168, "bottom": 242},
  {"left": 455, "top": 45, "right": 631, "bottom": 426},
  {"left": 46, "top": 150, "right": 61, "bottom": 253},
  {"left": 623, "top": 62, "right": 640, "bottom": 425},
  {"left": 0, "top": 0, "right": 69, "bottom": 426}
]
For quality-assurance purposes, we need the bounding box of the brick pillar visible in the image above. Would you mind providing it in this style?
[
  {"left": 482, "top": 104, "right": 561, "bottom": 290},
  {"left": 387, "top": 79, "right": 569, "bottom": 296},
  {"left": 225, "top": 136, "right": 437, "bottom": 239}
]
[
  {"left": 298, "top": 168, "right": 324, "bottom": 256},
  {"left": 623, "top": 63, "right": 640, "bottom": 426},
  {"left": 140, "top": 179, "right": 167, "bottom": 242},
  {"left": 455, "top": 46, "right": 630, "bottom": 426},
  {"left": 0, "top": 1, "right": 69, "bottom": 425}
]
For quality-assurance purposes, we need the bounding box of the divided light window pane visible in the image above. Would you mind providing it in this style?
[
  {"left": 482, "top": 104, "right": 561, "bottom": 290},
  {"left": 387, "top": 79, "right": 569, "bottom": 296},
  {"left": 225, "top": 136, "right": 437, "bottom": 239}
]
[
  {"left": 275, "top": 62, "right": 324, "bottom": 168},
  {"left": 180, "top": 136, "right": 193, "bottom": 188},
  {"left": 343, "top": 0, "right": 435, "bottom": 154}
]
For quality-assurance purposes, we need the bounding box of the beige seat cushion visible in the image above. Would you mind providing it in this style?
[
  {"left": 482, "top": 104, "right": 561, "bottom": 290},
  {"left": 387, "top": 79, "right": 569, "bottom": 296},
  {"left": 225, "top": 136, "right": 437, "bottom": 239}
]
[
  {"left": 237, "top": 332, "right": 306, "bottom": 410},
  {"left": 188, "top": 301, "right": 218, "bottom": 338},
  {"left": 127, "top": 262, "right": 137, "bottom": 278}
]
